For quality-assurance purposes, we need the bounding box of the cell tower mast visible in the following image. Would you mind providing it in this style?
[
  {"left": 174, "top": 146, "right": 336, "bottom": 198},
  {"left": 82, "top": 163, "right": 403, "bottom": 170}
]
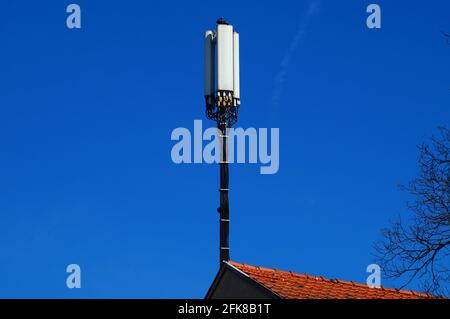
[{"left": 204, "top": 18, "right": 240, "bottom": 265}]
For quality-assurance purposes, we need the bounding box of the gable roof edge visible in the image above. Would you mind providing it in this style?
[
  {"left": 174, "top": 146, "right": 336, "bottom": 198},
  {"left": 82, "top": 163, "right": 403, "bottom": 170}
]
[{"left": 205, "top": 261, "right": 281, "bottom": 299}]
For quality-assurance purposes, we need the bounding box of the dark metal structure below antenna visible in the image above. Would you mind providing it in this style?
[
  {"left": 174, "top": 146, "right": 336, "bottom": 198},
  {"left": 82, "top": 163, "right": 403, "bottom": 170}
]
[{"left": 206, "top": 95, "right": 239, "bottom": 265}]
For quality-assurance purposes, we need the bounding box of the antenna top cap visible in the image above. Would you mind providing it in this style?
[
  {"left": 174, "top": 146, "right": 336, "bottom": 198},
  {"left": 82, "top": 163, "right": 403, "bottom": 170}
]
[{"left": 216, "top": 18, "right": 229, "bottom": 25}]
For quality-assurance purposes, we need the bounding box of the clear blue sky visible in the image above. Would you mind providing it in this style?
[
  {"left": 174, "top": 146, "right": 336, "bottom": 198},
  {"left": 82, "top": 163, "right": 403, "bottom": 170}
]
[{"left": 0, "top": 0, "right": 449, "bottom": 298}]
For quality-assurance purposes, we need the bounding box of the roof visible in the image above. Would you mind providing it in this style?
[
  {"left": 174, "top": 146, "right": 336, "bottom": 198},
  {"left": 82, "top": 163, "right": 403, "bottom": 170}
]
[{"left": 225, "top": 261, "right": 440, "bottom": 299}]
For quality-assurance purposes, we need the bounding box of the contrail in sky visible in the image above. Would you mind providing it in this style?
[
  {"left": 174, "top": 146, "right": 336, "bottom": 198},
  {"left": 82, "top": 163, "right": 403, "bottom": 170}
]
[{"left": 272, "top": 0, "right": 321, "bottom": 108}]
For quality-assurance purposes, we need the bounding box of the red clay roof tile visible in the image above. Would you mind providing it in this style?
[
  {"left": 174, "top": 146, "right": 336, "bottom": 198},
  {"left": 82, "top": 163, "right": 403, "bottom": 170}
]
[{"left": 227, "top": 261, "right": 441, "bottom": 299}]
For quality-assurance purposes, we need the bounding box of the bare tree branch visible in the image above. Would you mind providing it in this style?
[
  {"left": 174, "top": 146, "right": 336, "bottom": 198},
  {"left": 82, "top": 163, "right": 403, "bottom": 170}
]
[{"left": 374, "top": 127, "right": 450, "bottom": 296}]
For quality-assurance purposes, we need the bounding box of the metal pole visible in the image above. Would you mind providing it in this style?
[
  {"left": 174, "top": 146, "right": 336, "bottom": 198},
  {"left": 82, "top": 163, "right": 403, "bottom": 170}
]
[{"left": 218, "top": 120, "right": 230, "bottom": 264}]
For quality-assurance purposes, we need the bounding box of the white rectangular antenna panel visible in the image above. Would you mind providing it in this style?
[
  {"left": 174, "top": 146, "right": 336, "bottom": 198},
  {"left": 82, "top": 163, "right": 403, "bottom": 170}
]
[
  {"left": 204, "top": 30, "right": 215, "bottom": 98},
  {"left": 233, "top": 32, "right": 240, "bottom": 100},
  {"left": 216, "top": 24, "right": 234, "bottom": 92}
]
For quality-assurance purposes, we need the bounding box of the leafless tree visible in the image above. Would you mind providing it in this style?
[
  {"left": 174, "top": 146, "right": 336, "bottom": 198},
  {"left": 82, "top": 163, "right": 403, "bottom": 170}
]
[{"left": 374, "top": 127, "right": 450, "bottom": 296}]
